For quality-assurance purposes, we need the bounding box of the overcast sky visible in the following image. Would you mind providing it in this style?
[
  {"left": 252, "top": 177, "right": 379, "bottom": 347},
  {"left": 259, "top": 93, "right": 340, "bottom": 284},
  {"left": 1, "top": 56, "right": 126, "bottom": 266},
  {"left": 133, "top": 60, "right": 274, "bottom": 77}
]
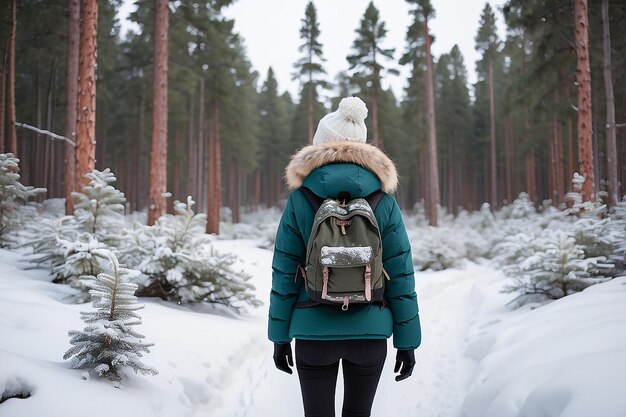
[{"left": 119, "top": 0, "right": 508, "bottom": 103}]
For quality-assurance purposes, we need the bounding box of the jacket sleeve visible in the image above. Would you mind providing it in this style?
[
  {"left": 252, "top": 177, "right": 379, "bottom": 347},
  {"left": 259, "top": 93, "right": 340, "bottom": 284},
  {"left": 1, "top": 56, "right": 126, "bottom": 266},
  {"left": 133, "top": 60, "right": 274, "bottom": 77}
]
[
  {"left": 379, "top": 195, "right": 422, "bottom": 350},
  {"left": 268, "top": 192, "right": 306, "bottom": 344}
]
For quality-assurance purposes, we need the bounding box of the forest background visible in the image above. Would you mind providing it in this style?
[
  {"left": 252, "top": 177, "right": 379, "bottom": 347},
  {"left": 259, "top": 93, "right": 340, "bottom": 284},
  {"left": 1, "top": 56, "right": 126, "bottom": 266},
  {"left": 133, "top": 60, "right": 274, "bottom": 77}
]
[{"left": 0, "top": 0, "right": 625, "bottom": 231}]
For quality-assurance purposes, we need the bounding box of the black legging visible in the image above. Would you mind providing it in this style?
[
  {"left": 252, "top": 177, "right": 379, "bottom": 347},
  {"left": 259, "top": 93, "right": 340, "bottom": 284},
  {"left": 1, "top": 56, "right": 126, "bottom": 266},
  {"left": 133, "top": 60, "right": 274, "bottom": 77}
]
[{"left": 295, "top": 339, "right": 387, "bottom": 417}]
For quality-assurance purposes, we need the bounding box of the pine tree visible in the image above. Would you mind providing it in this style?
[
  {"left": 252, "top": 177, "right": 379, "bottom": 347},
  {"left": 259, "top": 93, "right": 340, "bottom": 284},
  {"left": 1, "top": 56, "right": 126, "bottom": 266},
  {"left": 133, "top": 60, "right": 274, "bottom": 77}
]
[
  {"left": 475, "top": 3, "right": 501, "bottom": 209},
  {"left": 258, "top": 68, "right": 290, "bottom": 207},
  {"left": 293, "top": 1, "right": 327, "bottom": 145},
  {"left": 6, "top": 0, "right": 17, "bottom": 155},
  {"left": 75, "top": 0, "right": 98, "bottom": 188},
  {"left": 347, "top": 1, "right": 397, "bottom": 149},
  {"left": 403, "top": 0, "right": 440, "bottom": 225},
  {"left": 436, "top": 46, "right": 472, "bottom": 213},
  {"left": 574, "top": 0, "right": 595, "bottom": 202},
  {"left": 64, "top": 249, "right": 158, "bottom": 385},
  {"left": 64, "top": 0, "right": 80, "bottom": 215},
  {"left": 0, "top": 153, "right": 45, "bottom": 245},
  {"left": 147, "top": 0, "right": 169, "bottom": 226}
]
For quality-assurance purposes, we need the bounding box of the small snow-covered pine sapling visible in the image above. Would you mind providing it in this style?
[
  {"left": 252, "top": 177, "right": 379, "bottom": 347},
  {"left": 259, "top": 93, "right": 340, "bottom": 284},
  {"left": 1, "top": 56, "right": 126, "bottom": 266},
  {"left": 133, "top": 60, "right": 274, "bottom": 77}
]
[
  {"left": 503, "top": 229, "right": 611, "bottom": 304},
  {"left": 72, "top": 169, "right": 126, "bottom": 247},
  {"left": 0, "top": 153, "right": 45, "bottom": 246},
  {"left": 64, "top": 249, "right": 158, "bottom": 385}
]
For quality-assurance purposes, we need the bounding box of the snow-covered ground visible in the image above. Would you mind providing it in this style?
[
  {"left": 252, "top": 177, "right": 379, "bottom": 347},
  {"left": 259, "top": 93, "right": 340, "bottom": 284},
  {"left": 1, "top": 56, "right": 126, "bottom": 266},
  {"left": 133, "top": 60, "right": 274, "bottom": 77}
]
[{"left": 1, "top": 238, "right": 625, "bottom": 417}]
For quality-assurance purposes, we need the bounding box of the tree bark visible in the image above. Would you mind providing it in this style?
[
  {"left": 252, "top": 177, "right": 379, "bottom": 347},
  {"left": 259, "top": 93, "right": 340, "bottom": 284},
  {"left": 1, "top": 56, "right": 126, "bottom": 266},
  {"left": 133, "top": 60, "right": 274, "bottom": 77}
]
[
  {"left": 147, "top": 0, "right": 169, "bottom": 225},
  {"left": 7, "top": 0, "right": 18, "bottom": 156},
  {"left": 602, "top": 0, "right": 618, "bottom": 206},
  {"left": 488, "top": 57, "right": 497, "bottom": 208},
  {"left": 574, "top": 0, "right": 595, "bottom": 202},
  {"left": 229, "top": 160, "right": 240, "bottom": 223},
  {"left": 254, "top": 169, "right": 261, "bottom": 211},
  {"left": 136, "top": 93, "right": 145, "bottom": 210},
  {"left": 0, "top": 44, "right": 7, "bottom": 153},
  {"left": 206, "top": 101, "right": 221, "bottom": 234},
  {"left": 567, "top": 117, "right": 574, "bottom": 191},
  {"left": 424, "top": 14, "right": 440, "bottom": 226},
  {"left": 64, "top": 0, "right": 80, "bottom": 213},
  {"left": 186, "top": 94, "right": 196, "bottom": 202},
  {"left": 197, "top": 77, "right": 205, "bottom": 212},
  {"left": 504, "top": 115, "right": 513, "bottom": 203},
  {"left": 75, "top": 0, "right": 98, "bottom": 187}
]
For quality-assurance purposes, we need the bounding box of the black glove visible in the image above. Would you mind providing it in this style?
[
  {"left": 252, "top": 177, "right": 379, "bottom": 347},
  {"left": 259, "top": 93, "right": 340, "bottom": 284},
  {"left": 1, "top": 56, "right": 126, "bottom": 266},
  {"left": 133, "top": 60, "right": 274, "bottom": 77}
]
[
  {"left": 273, "top": 342, "right": 294, "bottom": 374},
  {"left": 394, "top": 349, "right": 415, "bottom": 382}
]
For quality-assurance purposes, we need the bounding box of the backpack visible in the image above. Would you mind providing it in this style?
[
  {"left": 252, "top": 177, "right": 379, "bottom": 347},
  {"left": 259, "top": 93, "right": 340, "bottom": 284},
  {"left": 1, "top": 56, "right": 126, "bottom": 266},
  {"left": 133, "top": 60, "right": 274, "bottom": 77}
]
[{"left": 297, "top": 187, "right": 388, "bottom": 311}]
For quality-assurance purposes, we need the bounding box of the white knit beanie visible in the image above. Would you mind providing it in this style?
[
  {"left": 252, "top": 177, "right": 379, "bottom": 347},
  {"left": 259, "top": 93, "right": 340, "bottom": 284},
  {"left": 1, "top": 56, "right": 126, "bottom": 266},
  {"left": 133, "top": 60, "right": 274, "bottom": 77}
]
[{"left": 312, "top": 96, "right": 368, "bottom": 145}]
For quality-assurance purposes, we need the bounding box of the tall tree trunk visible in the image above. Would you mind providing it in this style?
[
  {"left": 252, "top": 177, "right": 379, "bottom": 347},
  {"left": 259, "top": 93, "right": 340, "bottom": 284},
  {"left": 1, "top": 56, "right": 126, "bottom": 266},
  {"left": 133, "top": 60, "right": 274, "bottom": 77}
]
[
  {"left": 424, "top": 14, "right": 439, "bottom": 226},
  {"left": 555, "top": 114, "right": 565, "bottom": 205},
  {"left": 488, "top": 57, "right": 497, "bottom": 208},
  {"left": 186, "top": 94, "right": 196, "bottom": 202},
  {"left": 602, "top": 0, "right": 618, "bottom": 206},
  {"left": 0, "top": 44, "right": 7, "bottom": 153},
  {"left": 43, "top": 59, "right": 57, "bottom": 196},
  {"left": 549, "top": 122, "right": 556, "bottom": 204},
  {"left": 197, "top": 77, "right": 205, "bottom": 212},
  {"left": 504, "top": 115, "right": 513, "bottom": 203},
  {"left": 307, "top": 84, "right": 314, "bottom": 144},
  {"left": 136, "top": 93, "right": 145, "bottom": 210},
  {"left": 229, "top": 160, "right": 240, "bottom": 223},
  {"left": 171, "top": 128, "right": 181, "bottom": 213},
  {"left": 7, "top": 0, "right": 17, "bottom": 155},
  {"left": 206, "top": 101, "right": 221, "bottom": 234},
  {"left": 75, "top": 0, "right": 98, "bottom": 187},
  {"left": 567, "top": 117, "right": 575, "bottom": 189},
  {"left": 64, "top": 0, "right": 79, "bottom": 213},
  {"left": 254, "top": 169, "right": 261, "bottom": 211},
  {"left": 574, "top": 0, "right": 594, "bottom": 202},
  {"left": 147, "top": 0, "right": 169, "bottom": 225}
]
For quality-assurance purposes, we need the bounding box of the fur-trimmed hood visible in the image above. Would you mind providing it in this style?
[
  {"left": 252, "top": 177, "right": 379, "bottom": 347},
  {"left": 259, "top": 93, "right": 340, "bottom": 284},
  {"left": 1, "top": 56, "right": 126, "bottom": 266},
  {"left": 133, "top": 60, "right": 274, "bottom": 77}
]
[{"left": 285, "top": 141, "right": 398, "bottom": 194}]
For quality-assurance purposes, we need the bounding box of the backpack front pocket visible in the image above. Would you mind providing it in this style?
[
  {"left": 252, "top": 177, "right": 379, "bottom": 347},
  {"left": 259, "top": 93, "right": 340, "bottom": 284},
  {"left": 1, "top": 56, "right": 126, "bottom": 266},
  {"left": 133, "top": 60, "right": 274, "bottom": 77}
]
[{"left": 319, "top": 245, "right": 373, "bottom": 297}]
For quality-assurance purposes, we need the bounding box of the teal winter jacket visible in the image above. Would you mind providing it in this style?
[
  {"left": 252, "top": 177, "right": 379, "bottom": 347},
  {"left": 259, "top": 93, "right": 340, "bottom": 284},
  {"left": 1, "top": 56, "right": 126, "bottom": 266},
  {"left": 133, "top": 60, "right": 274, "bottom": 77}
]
[{"left": 268, "top": 141, "right": 421, "bottom": 350}]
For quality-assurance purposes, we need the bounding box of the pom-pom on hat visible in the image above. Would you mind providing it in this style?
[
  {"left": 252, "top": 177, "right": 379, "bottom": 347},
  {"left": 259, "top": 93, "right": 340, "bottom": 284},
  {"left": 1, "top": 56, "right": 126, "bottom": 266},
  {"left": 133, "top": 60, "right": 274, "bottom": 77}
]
[{"left": 312, "top": 96, "right": 368, "bottom": 145}]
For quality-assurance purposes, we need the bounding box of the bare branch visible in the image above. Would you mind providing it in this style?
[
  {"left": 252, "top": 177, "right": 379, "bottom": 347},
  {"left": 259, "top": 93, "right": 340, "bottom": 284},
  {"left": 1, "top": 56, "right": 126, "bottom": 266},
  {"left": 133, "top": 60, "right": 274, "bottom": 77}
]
[{"left": 14, "top": 122, "right": 76, "bottom": 147}]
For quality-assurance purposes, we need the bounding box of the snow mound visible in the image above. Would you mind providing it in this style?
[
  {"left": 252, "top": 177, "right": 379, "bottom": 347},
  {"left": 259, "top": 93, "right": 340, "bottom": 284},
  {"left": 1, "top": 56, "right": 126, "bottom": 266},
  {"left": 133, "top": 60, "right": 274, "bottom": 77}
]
[{"left": 462, "top": 276, "right": 626, "bottom": 417}]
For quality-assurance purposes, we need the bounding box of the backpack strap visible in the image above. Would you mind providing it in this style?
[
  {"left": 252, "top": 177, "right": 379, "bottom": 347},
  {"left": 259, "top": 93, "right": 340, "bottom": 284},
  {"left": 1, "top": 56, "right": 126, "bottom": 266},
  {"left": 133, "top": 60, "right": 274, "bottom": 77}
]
[
  {"left": 300, "top": 186, "right": 324, "bottom": 211},
  {"left": 364, "top": 190, "right": 386, "bottom": 211}
]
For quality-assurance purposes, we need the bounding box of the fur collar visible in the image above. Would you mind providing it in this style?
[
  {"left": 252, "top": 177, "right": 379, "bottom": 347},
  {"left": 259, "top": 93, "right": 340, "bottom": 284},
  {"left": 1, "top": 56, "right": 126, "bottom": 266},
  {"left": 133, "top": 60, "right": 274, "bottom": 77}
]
[{"left": 285, "top": 141, "right": 398, "bottom": 194}]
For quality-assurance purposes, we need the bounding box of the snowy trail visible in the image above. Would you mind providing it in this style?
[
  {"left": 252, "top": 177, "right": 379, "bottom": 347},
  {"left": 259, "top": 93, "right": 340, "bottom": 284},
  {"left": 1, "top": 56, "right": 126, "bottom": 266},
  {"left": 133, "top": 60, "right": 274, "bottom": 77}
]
[{"left": 206, "top": 240, "right": 505, "bottom": 417}]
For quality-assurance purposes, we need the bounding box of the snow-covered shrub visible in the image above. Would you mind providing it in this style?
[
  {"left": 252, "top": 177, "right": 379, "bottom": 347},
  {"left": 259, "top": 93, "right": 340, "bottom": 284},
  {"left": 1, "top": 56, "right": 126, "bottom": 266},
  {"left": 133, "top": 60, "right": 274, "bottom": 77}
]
[
  {"left": 609, "top": 200, "right": 626, "bottom": 273},
  {"left": 0, "top": 153, "right": 45, "bottom": 246},
  {"left": 219, "top": 206, "right": 281, "bottom": 249},
  {"left": 63, "top": 249, "right": 158, "bottom": 385},
  {"left": 502, "top": 229, "right": 612, "bottom": 305},
  {"left": 408, "top": 219, "right": 488, "bottom": 271},
  {"left": 122, "top": 197, "right": 262, "bottom": 312}
]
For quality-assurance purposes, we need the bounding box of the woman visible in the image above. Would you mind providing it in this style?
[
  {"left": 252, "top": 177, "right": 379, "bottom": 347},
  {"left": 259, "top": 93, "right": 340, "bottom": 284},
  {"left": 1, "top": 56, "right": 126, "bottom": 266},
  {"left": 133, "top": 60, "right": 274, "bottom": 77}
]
[{"left": 268, "top": 96, "right": 421, "bottom": 417}]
